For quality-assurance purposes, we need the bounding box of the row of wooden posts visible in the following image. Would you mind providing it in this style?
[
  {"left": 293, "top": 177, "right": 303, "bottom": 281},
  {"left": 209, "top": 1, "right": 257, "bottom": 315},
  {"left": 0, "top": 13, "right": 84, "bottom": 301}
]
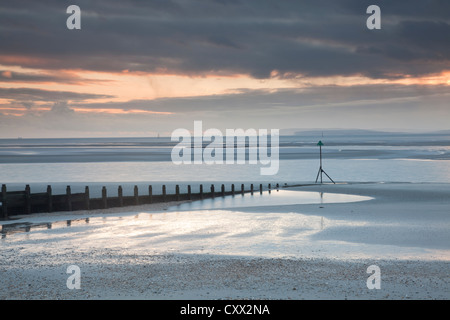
[{"left": 0, "top": 183, "right": 281, "bottom": 219}]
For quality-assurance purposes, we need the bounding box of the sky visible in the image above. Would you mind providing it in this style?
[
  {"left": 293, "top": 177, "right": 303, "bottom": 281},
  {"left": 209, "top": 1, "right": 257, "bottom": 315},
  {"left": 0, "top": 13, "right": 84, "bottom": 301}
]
[{"left": 0, "top": 0, "right": 449, "bottom": 138}]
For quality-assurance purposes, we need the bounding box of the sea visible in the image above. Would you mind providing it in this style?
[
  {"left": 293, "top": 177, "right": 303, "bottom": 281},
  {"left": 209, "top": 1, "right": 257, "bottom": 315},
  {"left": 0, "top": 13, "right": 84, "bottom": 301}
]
[{"left": 0, "top": 131, "right": 449, "bottom": 196}]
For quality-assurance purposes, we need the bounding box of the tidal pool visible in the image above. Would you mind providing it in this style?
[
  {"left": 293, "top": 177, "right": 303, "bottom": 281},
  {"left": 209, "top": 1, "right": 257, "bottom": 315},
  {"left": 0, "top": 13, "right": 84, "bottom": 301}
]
[{"left": 170, "top": 189, "right": 373, "bottom": 211}]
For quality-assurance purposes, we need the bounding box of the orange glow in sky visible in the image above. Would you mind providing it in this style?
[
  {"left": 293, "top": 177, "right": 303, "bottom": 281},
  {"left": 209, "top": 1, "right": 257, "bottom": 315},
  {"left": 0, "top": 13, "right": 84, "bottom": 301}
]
[{"left": 1, "top": 63, "right": 449, "bottom": 117}]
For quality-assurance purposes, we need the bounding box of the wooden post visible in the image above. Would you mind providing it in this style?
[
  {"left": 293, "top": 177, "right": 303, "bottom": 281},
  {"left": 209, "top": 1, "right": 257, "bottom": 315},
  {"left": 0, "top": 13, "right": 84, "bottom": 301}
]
[
  {"left": 200, "top": 184, "right": 203, "bottom": 200},
  {"left": 260, "top": 184, "right": 263, "bottom": 195},
  {"left": 176, "top": 185, "right": 180, "bottom": 201},
  {"left": 250, "top": 184, "right": 254, "bottom": 195},
  {"left": 25, "top": 185, "right": 31, "bottom": 214},
  {"left": 118, "top": 186, "right": 123, "bottom": 207},
  {"left": 134, "top": 185, "right": 139, "bottom": 205},
  {"left": 211, "top": 184, "right": 215, "bottom": 199},
  {"left": 85, "top": 186, "right": 90, "bottom": 210},
  {"left": 162, "top": 185, "right": 166, "bottom": 202},
  {"left": 148, "top": 185, "right": 153, "bottom": 204},
  {"left": 102, "top": 186, "right": 107, "bottom": 209},
  {"left": 1, "top": 184, "right": 7, "bottom": 219},
  {"left": 241, "top": 184, "right": 245, "bottom": 196},
  {"left": 188, "top": 185, "right": 192, "bottom": 200},
  {"left": 47, "top": 185, "right": 53, "bottom": 213},
  {"left": 231, "top": 184, "right": 235, "bottom": 196},
  {"left": 221, "top": 184, "right": 225, "bottom": 197},
  {"left": 66, "top": 186, "right": 72, "bottom": 211}
]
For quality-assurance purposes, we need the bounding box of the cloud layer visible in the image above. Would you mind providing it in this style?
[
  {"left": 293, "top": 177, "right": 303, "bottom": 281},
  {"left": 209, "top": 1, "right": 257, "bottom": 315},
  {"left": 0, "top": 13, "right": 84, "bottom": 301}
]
[
  {"left": 0, "top": 0, "right": 449, "bottom": 137},
  {"left": 1, "top": 0, "right": 449, "bottom": 78}
]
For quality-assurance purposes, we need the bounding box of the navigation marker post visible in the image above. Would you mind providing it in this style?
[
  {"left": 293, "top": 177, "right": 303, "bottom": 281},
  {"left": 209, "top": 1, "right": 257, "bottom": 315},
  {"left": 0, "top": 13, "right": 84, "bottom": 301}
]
[{"left": 315, "top": 140, "right": 335, "bottom": 184}]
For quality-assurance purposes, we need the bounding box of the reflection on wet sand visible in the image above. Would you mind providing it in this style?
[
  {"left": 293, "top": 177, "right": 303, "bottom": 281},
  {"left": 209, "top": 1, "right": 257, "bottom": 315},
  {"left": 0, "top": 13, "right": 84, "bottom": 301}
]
[
  {"left": 170, "top": 190, "right": 372, "bottom": 211},
  {"left": 1, "top": 190, "right": 371, "bottom": 239},
  {"left": 1, "top": 217, "right": 90, "bottom": 239}
]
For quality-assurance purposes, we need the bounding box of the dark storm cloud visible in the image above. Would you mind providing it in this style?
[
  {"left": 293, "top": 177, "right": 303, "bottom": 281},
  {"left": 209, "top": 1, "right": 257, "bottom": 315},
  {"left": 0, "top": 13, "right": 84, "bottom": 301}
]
[{"left": 0, "top": 0, "right": 448, "bottom": 79}]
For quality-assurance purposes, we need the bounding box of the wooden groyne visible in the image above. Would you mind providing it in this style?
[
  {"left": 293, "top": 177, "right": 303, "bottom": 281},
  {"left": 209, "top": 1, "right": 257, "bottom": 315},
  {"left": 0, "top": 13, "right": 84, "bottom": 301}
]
[{"left": 0, "top": 183, "right": 281, "bottom": 219}]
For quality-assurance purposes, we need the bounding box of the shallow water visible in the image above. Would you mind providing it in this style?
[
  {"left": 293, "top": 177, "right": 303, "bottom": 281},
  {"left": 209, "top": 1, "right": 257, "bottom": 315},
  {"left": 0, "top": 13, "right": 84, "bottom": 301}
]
[
  {"left": 0, "top": 190, "right": 371, "bottom": 235},
  {"left": 169, "top": 190, "right": 372, "bottom": 211},
  {"left": 1, "top": 135, "right": 449, "bottom": 188},
  {"left": 2, "top": 202, "right": 447, "bottom": 261},
  {"left": 1, "top": 186, "right": 447, "bottom": 261},
  {"left": 1, "top": 158, "right": 450, "bottom": 187}
]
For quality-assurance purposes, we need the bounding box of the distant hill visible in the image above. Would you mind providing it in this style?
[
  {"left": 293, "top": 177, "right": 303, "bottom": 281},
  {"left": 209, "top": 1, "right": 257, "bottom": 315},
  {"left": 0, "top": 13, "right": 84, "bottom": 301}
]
[{"left": 279, "top": 128, "right": 450, "bottom": 136}]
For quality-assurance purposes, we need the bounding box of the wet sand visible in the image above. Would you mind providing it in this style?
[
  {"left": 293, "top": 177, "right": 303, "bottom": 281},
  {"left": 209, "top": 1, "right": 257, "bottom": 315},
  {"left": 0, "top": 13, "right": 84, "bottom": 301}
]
[{"left": 0, "top": 182, "right": 449, "bottom": 300}]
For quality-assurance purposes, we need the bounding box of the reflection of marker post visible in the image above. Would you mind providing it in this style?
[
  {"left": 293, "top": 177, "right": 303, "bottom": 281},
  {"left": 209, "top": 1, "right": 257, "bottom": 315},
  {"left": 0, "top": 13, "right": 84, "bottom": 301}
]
[
  {"left": 318, "top": 141, "right": 323, "bottom": 183},
  {"left": 315, "top": 141, "right": 335, "bottom": 184}
]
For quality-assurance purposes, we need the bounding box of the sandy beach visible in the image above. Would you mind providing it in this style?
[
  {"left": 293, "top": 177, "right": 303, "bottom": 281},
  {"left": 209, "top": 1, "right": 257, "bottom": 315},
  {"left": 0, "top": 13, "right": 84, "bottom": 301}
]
[{"left": 0, "top": 182, "right": 449, "bottom": 300}]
